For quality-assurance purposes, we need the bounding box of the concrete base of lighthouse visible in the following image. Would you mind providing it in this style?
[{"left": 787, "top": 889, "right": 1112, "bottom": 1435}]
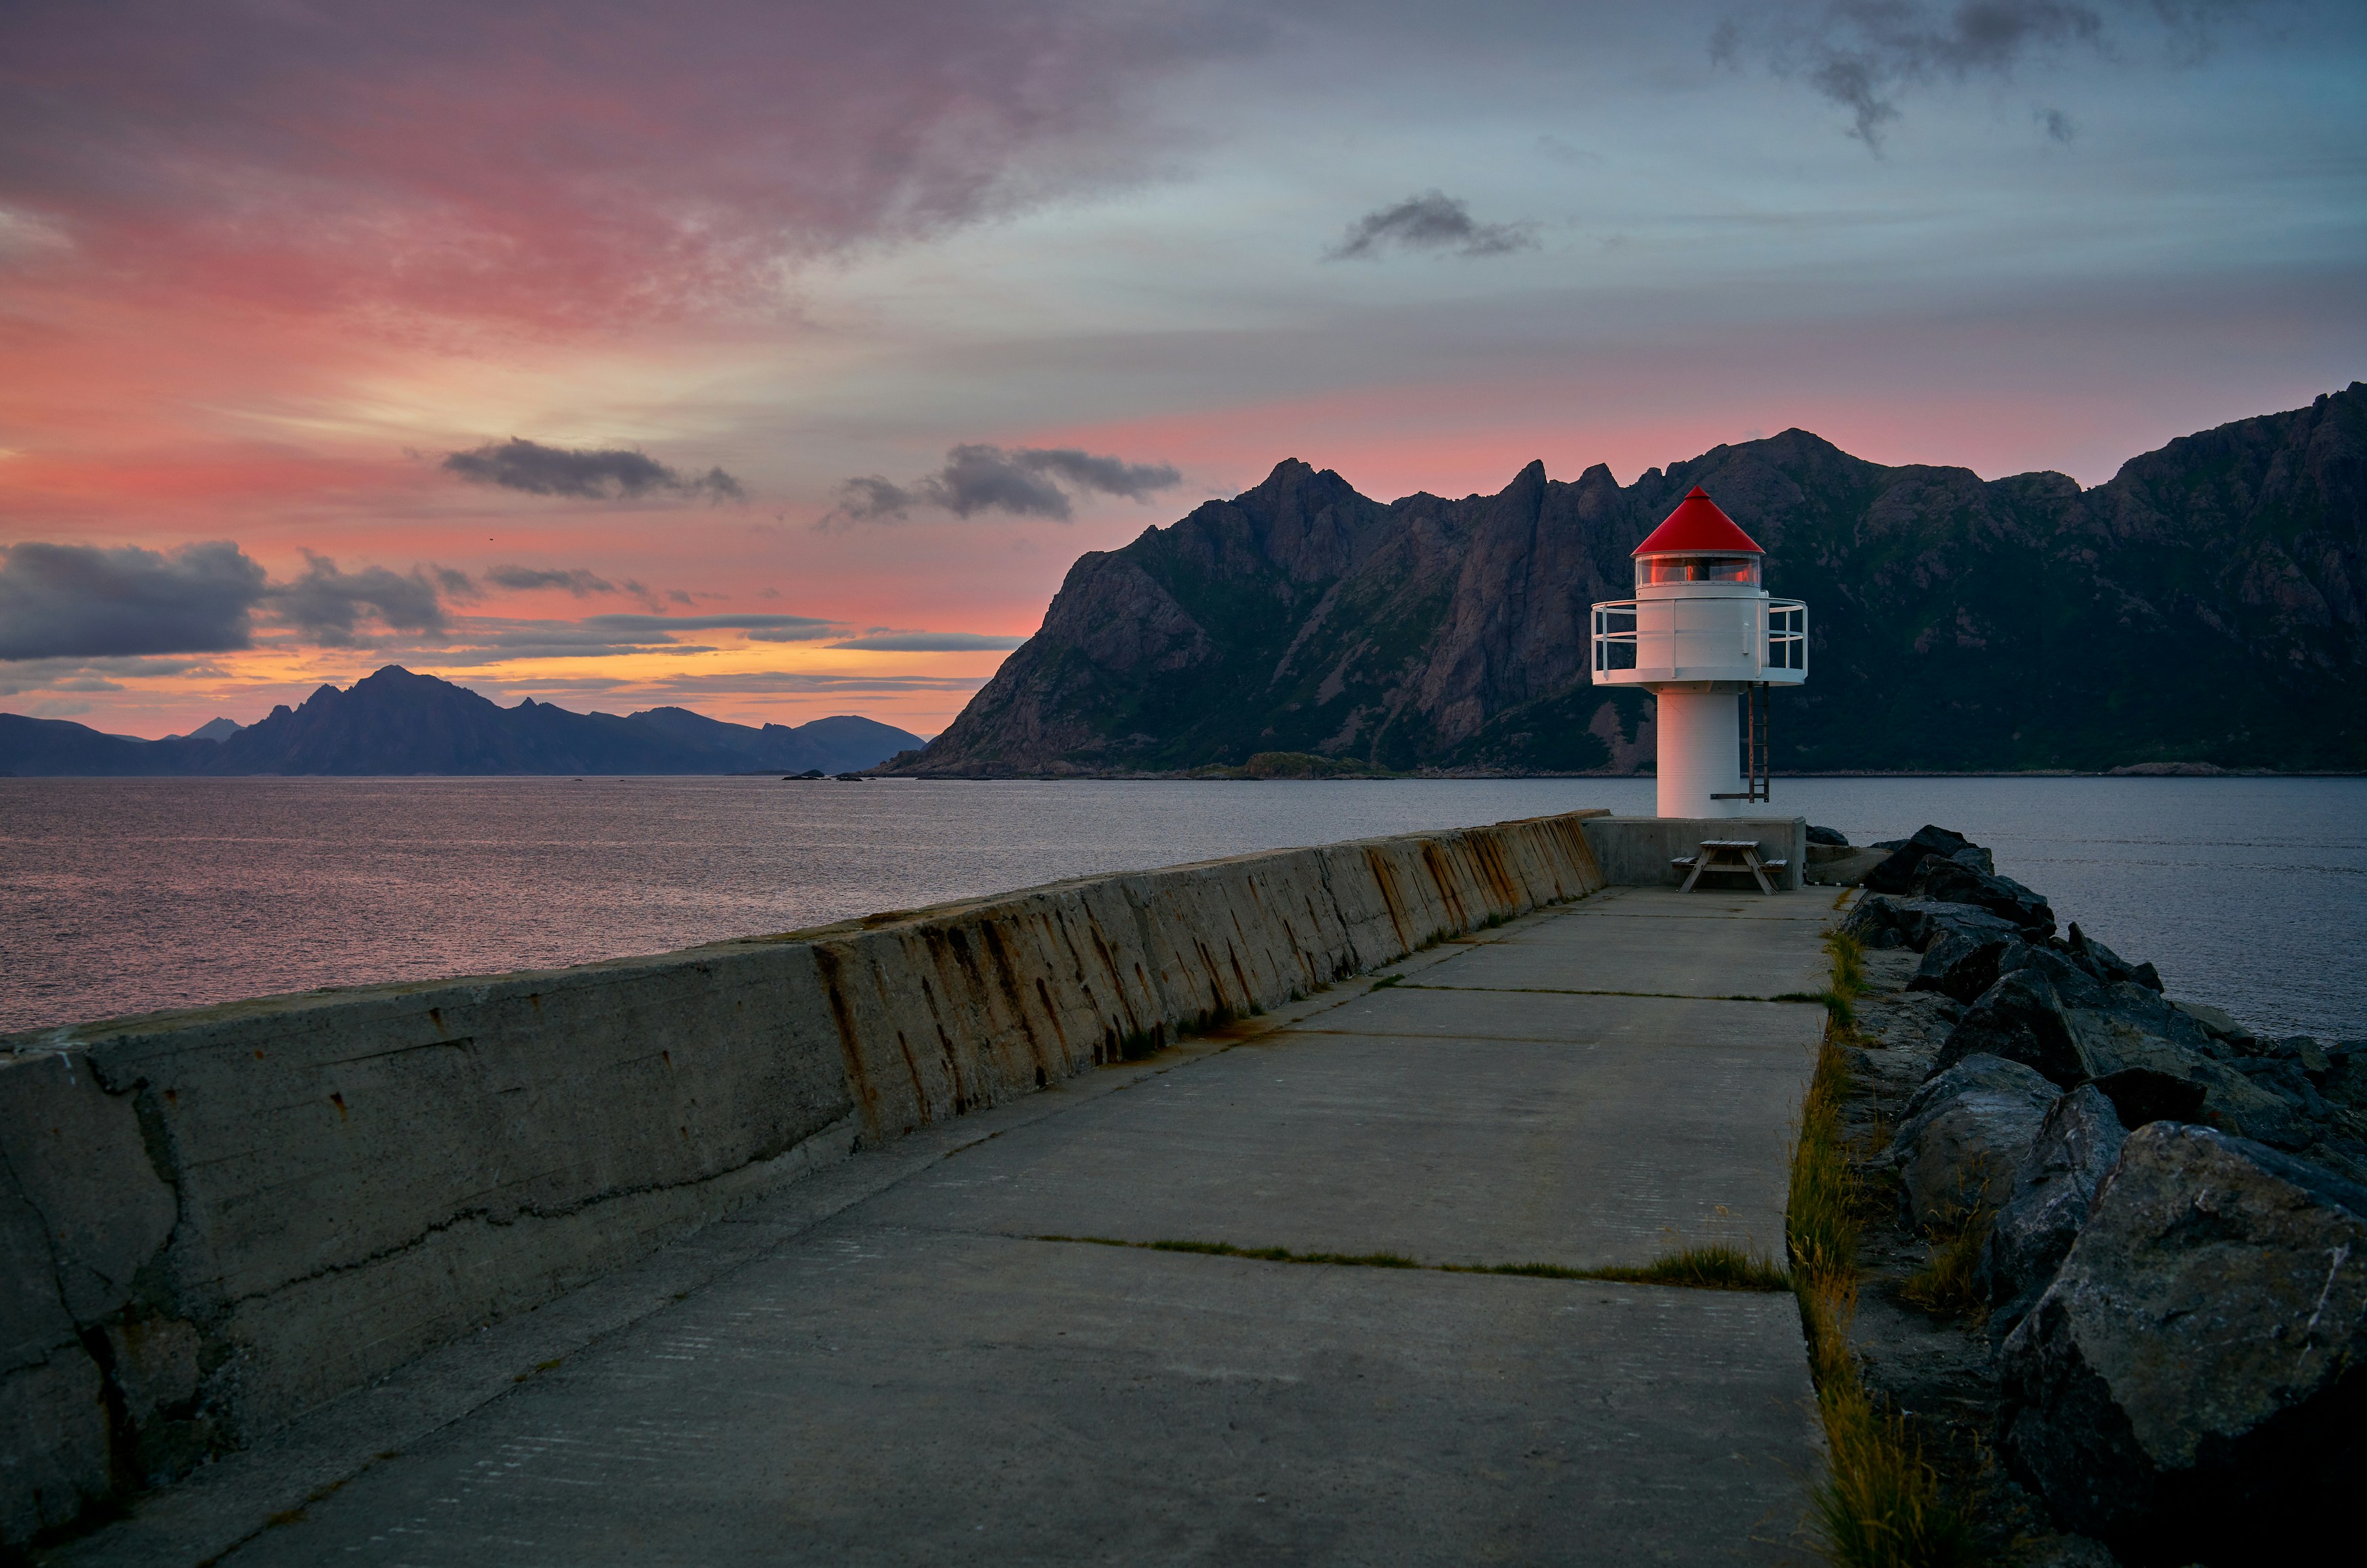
[{"left": 1651, "top": 686, "right": 1747, "bottom": 819}]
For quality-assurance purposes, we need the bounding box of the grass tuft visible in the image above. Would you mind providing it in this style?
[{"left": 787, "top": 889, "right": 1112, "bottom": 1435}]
[
  {"left": 1823, "top": 929, "right": 1867, "bottom": 999},
  {"left": 1898, "top": 1206, "right": 1992, "bottom": 1323},
  {"left": 1576, "top": 1243, "right": 1789, "bottom": 1292}
]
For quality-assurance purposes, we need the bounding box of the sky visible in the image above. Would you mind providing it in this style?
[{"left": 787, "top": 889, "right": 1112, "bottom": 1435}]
[{"left": 3, "top": 0, "right": 2362, "bottom": 739}]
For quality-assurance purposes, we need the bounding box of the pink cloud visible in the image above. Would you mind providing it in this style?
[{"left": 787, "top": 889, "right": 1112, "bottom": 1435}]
[{"left": 0, "top": 1, "right": 1251, "bottom": 332}]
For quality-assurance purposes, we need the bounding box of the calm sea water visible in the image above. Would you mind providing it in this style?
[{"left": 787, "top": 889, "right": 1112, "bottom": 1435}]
[{"left": 1, "top": 776, "right": 2359, "bottom": 1039}]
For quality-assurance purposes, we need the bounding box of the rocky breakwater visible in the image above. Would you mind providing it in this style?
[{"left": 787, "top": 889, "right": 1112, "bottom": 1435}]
[{"left": 1839, "top": 826, "right": 2366, "bottom": 1565}]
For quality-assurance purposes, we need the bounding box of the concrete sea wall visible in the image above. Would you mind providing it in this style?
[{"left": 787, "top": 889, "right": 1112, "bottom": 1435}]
[{"left": 0, "top": 809, "right": 1614, "bottom": 1546}]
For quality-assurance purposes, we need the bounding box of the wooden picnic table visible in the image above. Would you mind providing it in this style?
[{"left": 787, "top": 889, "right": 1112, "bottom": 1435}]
[{"left": 1672, "top": 838, "right": 1788, "bottom": 895}]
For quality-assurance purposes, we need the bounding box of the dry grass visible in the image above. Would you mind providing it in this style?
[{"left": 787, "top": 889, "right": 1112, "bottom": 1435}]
[
  {"left": 1788, "top": 1031, "right": 1859, "bottom": 1289},
  {"left": 1809, "top": 1363, "right": 1980, "bottom": 1568},
  {"left": 1034, "top": 1236, "right": 1787, "bottom": 1291},
  {"left": 1898, "top": 1205, "right": 1993, "bottom": 1323},
  {"left": 1824, "top": 929, "right": 1867, "bottom": 999},
  {"left": 1815, "top": 929, "right": 1868, "bottom": 1028},
  {"left": 1791, "top": 932, "right": 1977, "bottom": 1568}
]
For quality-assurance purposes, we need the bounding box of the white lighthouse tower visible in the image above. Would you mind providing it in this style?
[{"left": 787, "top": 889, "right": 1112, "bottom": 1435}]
[{"left": 1591, "top": 487, "right": 1807, "bottom": 817}]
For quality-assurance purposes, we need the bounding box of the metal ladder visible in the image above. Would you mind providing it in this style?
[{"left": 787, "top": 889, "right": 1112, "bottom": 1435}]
[{"left": 1712, "top": 683, "right": 1771, "bottom": 804}]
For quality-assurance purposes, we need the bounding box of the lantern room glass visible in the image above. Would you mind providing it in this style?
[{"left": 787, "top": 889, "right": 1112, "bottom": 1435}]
[{"left": 1635, "top": 554, "right": 1760, "bottom": 588}]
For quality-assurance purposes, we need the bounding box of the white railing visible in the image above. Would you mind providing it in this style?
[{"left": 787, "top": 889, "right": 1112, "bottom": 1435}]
[
  {"left": 1766, "top": 598, "right": 1807, "bottom": 674},
  {"left": 1591, "top": 600, "right": 1639, "bottom": 673},
  {"left": 1589, "top": 596, "right": 1808, "bottom": 680}
]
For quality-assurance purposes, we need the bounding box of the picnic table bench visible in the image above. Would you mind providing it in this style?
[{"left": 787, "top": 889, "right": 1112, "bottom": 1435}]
[{"left": 1671, "top": 838, "right": 1788, "bottom": 895}]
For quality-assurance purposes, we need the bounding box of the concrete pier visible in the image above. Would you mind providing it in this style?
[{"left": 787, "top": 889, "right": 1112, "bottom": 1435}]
[{"left": 55, "top": 886, "right": 1831, "bottom": 1567}]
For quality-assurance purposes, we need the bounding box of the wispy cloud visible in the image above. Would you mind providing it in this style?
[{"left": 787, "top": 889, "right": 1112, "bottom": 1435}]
[
  {"left": 1325, "top": 191, "right": 1537, "bottom": 261},
  {"left": 483, "top": 565, "right": 619, "bottom": 596},
  {"left": 396, "top": 611, "right": 841, "bottom": 664},
  {"left": 0, "top": 3, "right": 1267, "bottom": 333},
  {"left": 1708, "top": 0, "right": 2245, "bottom": 148},
  {"left": 578, "top": 613, "right": 837, "bottom": 638},
  {"left": 638, "top": 671, "right": 990, "bottom": 693},
  {"left": 828, "top": 631, "right": 1029, "bottom": 651},
  {"left": 443, "top": 439, "right": 744, "bottom": 502},
  {"left": 829, "top": 443, "right": 1181, "bottom": 523}
]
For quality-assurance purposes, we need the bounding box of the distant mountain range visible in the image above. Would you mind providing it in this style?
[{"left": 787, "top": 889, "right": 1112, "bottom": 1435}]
[
  {"left": 0, "top": 667, "right": 926, "bottom": 776},
  {"left": 904, "top": 383, "right": 2367, "bottom": 775}
]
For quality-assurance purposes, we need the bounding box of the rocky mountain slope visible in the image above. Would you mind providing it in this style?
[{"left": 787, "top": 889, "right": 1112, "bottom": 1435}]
[
  {"left": 0, "top": 667, "right": 924, "bottom": 776},
  {"left": 907, "top": 383, "right": 2367, "bottom": 775}
]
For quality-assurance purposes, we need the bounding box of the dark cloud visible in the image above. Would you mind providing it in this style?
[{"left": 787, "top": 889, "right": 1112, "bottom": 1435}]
[
  {"left": 922, "top": 445, "right": 1077, "bottom": 519},
  {"left": 828, "top": 632, "right": 1030, "bottom": 651},
  {"left": 2036, "top": 105, "right": 2077, "bottom": 141},
  {"left": 1325, "top": 191, "right": 1538, "bottom": 261},
  {"left": 0, "top": 540, "right": 267, "bottom": 660},
  {"left": 0, "top": 540, "right": 479, "bottom": 659},
  {"left": 831, "top": 475, "right": 918, "bottom": 521},
  {"left": 0, "top": 655, "right": 220, "bottom": 697},
  {"left": 1016, "top": 448, "right": 1184, "bottom": 501},
  {"left": 443, "top": 439, "right": 745, "bottom": 502},
  {"left": 484, "top": 565, "right": 619, "bottom": 596},
  {"left": 830, "top": 443, "right": 1182, "bottom": 523},
  {"left": 271, "top": 553, "right": 451, "bottom": 645},
  {"left": 1710, "top": 1, "right": 2254, "bottom": 147},
  {"left": 0, "top": 538, "right": 843, "bottom": 678}
]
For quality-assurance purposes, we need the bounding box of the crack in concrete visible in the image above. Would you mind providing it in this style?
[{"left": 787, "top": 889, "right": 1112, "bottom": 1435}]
[
  {"left": 1385, "top": 982, "right": 1821, "bottom": 1002},
  {"left": 220, "top": 1118, "right": 858, "bottom": 1310}
]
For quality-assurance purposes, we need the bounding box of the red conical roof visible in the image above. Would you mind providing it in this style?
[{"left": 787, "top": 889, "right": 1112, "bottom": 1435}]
[{"left": 1632, "top": 487, "right": 1764, "bottom": 556}]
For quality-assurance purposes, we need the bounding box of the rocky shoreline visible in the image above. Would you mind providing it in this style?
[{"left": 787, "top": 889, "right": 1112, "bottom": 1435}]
[{"left": 1829, "top": 825, "right": 2364, "bottom": 1565}]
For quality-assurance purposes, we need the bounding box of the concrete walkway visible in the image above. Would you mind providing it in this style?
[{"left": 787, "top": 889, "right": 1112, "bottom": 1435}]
[{"left": 57, "top": 888, "right": 1833, "bottom": 1567}]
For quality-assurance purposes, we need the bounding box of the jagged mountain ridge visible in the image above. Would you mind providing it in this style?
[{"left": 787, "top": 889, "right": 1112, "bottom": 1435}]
[
  {"left": 0, "top": 667, "right": 925, "bottom": 776},
  {"left": 908, "top": 383, "right": 2367, "bottom": 774}
]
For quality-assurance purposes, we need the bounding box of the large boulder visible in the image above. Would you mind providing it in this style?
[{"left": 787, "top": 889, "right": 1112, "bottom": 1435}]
[
  {"left": 1997, "top": 1124, "right": 2367, "bottom": 1563},
  {"left": 1860, "top": 824, "right": 1980, "bottom": 895},
  {"left": 1932, "top": 957, "right": 2102, "bottom": 1085},
  {"left": 1908, "top": 928, "right": 2034, "bottom": 1005},
  {"left": 1921, "top": 859, "right": 2056, "bottom": 935},
  {"left": 1805, "top": 844, "right": 1888, "bottom": 886},
  {"left": 1933, "top": 955, "right": 2315, "bottom": 1156},
  {"left": 1843, "top": 893, "right": 2021, "bottom": 953},
  {"left": 1979, "top": 1085, "right": 2127, "bottom": 1335},
  {"left": 1805, "top": 824, "right": 1849, "bottom": 846},
  {"left": 2317, "top": 1041, "right": 2367, "bottom": 1113},
  {"left": 2065, "top": 924, "right": 2163, "bottom": 993},
  {"left": 2084, "top": 1068, "right": 2206, "bottom": 1128},
  {"left": 1888, "top": 1053, "right": 2060, "bottom": 1229}
]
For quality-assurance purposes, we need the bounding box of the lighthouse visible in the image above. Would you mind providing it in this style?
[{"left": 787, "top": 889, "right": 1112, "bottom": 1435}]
[{"left": 1591, "top": 487, "right": 1807, "bottom": 817}]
